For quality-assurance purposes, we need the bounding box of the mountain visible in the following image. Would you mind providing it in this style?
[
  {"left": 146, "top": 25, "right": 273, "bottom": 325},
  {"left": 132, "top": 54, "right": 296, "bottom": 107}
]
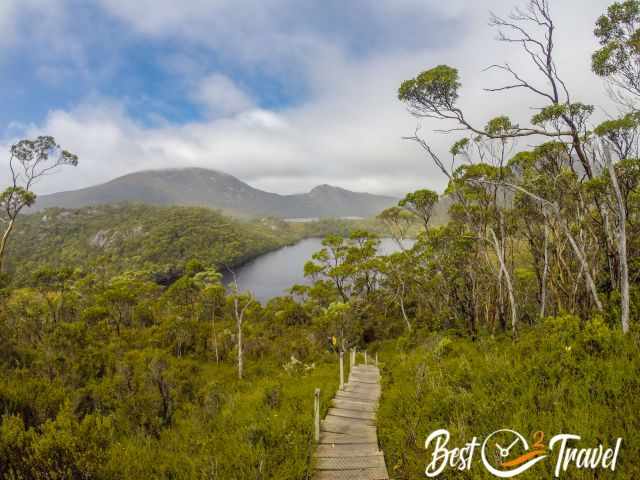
[{"left": 30, "top": 168, "right": 398, "bottom": 218}]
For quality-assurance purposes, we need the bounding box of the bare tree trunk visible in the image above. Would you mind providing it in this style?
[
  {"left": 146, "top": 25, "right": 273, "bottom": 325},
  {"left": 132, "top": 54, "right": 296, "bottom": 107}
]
[
  {"left": 489, "top": 180, "right": 604, "bottom": 314},
  {"left": 540, "top": 222, "right": 549, "bottom": 319},
  {"left": 235, "top": 297, "right": 244, "bottom": 380},
  {"left": 233, "top": 294, "right": 253, "bottom": 379},
  {"left": 0, "top": 218, "right": 15, "bottom": 272},
  {"left": 606, "top": 152, "right": 630, "bottom": 333},
  {"left": 211, "top": 311, "right": 219, "bottom": 364},
  {"left": 398, "top": 281, "right": 411, "bottom": 331},
  {"left": 559, "top": 218, "right": 603, "bottom": 312},
  {"left": 489, "top": 228, "right": 517, "bottom": 338}
]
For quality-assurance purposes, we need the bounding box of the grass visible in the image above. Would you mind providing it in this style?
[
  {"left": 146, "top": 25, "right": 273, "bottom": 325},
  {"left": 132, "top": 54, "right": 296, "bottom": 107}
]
[{"left": 376, "top": 316, "right": 640, "bottom": 479}]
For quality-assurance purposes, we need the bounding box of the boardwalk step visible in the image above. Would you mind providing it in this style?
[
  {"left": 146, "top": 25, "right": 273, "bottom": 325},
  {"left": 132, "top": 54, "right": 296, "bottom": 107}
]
[
  {"left": 327, "top": 407, "right": 376, "bottom": 421},
  {"left": 332, "top": 399, "right": 377, "bottom": 412},
  {"left": 314, "top": 467, "right": 389, "bottom": 480},
  {"left": 322, "top": 419, "right": 376, "bottom": 435},
  {"left": 335, "top": 392, "right": 379, "bottom": 402},
  {"left": 315, "top": 444, "right": 380, "bottom": 457},
  {"left": 316, "top": 455, "right": 387, "bottom": 470},
  {"left": 320, "top": 432, "right": 377, "bottom": 444}
]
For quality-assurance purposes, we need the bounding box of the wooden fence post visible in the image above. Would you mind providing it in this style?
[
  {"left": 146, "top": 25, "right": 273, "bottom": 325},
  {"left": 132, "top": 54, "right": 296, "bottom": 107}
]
[
  {"left": 375, "top": 352, "right": 378, "bottom": 366},
  {"left": 364, "top": 351, "right": 367, "bottom": 366},
  {"left": 314, "top": 388, "right": 320, "bottom": 442},
  {"left": 339, "top": 351, "right": 344, "bottom": 390}
]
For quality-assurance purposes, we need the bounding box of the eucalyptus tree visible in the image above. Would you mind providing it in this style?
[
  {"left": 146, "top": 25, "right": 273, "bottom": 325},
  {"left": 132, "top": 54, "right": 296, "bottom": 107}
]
[
  {"left": 304, "top": 235, "right": 352, "bottom": 302},
  {"left": 396, "top": 0, "right": 639, "bottom": 332},
  {"left": 446, "top": 160, "right": 519, "bottom": 337},
  {"left": 592, "top": 115, "right": 640, "bottom": 333},
  {"left": 592, "top": 0, "right": 640, "bottom": 105},
  {"left": 591, "top": 0, "right": 640, "bottom": 333},
  {"left": 194, "top": 269, "right": 225, "bottom": 364},
  {"left": 32, "top": 266, "right": 74, "bottom": 323},
  {"left": 225, "top": 268, "right": 254, "bottom": 380},
  {"left": 1, "top": 137, "right": 78, "bottom": 272},
  {"left": 399, "top": 189, "right": 439, "bottom": 230},
  {"left": 377, "top": 207, "right": 414, "bottom": 250}
]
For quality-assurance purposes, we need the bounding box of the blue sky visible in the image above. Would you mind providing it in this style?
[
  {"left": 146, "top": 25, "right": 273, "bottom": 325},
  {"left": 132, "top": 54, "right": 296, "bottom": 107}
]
[
  {"left": 1, "top": 2, "right": 300, "bottom": 129},
  {"left": 0, "top": 0, "right": 614, "bottom": 195}
]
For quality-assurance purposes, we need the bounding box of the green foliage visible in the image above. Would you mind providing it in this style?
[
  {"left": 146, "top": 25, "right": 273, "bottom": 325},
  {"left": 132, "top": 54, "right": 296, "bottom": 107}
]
[
  {"left": 531, "top": 103, "right": 594, "bottom": 128},
  {"left": 449, "top": 137, "right": 470, "bottom": 156},
  {"left": 0, "top": 187, "right": 36, "bottom": 213},
  {"left": 594, "top": 113, "right": 640, "bottom": 137},
  {"left": 6, "top": 204, "right": 304, "bottom": 284},
  {"left": 593, "top": 1, "right": 640, "bottom": 77},
  {"left": 377, "top": 321, "right": 639, "bottom": 479},
  {"left": 398, "top": 65, "right": 461, "bottom": 112},
  {"left": 0, "top": 267, "right": 341, "bottom": 478},
  {"left": 484, "top": 115, "right": 516, "bottom": 136},
  {"left": 398, "top": 189, "right": 439, "bottom": 228}
]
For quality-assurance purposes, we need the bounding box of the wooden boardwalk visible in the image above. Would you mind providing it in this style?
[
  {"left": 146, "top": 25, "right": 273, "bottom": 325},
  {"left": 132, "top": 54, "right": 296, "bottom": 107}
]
[{"left": 314, "top": 364, "right": 389, "bottom": 480}]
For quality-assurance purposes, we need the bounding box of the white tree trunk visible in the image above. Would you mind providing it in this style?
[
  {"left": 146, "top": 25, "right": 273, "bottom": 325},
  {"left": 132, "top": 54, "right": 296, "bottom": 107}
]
[
  {"left": 559, "top": 218, "right": 603, "bottom": 312},
  {"left": 489, "top": 228, "right": 517, "bottom": 338},
  {"left": 606, "top": 153, "right": 630, "bottom": 333},
  {"left": 235, "top": 297, "right": 244, "bottom": 380},
  {"left": 0, "top": 218, "right": 15, "bottom": 273},
  {"left": 540, "top": 221, "right": 549, "bottom": 319},
  {"left": 211, "top": 311, "right": 219, "bottom": 364},
  {"left": 398, "top": 282, "right": 411, "bottom": 331}
]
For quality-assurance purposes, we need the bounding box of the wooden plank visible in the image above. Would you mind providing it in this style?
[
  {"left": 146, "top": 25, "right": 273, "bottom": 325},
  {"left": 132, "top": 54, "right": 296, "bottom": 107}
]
[
  {"left": 345, "top": 383, "right": 380, "bottom": 390},
  {"left": 335, "top": 392, "right": 379, "bottom": 402},
  {"left": 332, "top": 399, "right": 376, "bottom": 412},
  {"left": 348, "top": 379, "right": 379, "bottom": 385},
  {"left": 327, "top": 407, "right": 376, "bottom": 422},
  {"left": 349, "top": 371, "right": 380, "bottom": 377},
  {"left": 322, "top": 418, "right": 377, "bottom": 435},
  {"left": 337, "top": 388, "right": 379, "bottom": 397},
  {"left": 319, "top": 432, "right": 377, "bottom": 444},
  {"left": 315, "top": 444, "right": 380, "bottom": 457},
  {"left": 316, "top": 455, "right": 387, "bottom": 470},
  {"left": 343, "top": 388, "right": 380, "bottom": 396},
  {"left": 315, "top": 467, "right": 389, "bottom": 480}
]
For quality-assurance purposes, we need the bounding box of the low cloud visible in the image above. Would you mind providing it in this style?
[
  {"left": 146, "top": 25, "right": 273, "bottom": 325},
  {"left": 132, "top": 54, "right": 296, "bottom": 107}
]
[{"left": 1, "top": 0, "right": 617, "bottom": 198}]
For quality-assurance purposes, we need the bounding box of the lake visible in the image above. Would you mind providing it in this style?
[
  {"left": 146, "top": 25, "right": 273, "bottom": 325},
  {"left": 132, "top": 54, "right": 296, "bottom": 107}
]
[{"left": 223, "top": 237, "right": 411, "bottom": 302}]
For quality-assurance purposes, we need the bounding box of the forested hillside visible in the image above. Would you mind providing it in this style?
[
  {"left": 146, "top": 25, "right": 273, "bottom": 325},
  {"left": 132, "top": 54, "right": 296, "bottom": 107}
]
[{"left": 4, "top": 204, "right": 304, "bottom": 284}]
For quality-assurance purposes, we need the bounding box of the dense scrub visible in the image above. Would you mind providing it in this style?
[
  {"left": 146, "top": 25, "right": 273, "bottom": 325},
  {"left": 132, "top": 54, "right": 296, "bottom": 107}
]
[
  {"left": 0, "top": 276, "right": 340, "bottom": 478},
  {"left": 377, "top": 319, "right": 640, "bottom": 479}
]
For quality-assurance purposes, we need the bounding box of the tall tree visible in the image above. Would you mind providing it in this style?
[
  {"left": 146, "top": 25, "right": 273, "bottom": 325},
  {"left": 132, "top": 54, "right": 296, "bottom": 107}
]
[
  {"left": 1, "top": 137, "right": 78, "bottom": 272},
  {"left": 592, "top": 0, "right": 640, "bottom": 105}
]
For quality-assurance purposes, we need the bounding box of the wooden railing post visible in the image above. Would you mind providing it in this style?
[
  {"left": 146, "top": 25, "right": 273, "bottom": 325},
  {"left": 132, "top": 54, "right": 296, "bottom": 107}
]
[
  {"left": 339, "top": 351, "right": 344, "bottom": 390},
  {"left": 364, "top": 351, "right": 367, "bottom": 366},
  {"left": 375, "top": 352, "right": 378, "bottom": 366},
  {"left": 314, "top": 388, "right": 320, "bottom": 442}
]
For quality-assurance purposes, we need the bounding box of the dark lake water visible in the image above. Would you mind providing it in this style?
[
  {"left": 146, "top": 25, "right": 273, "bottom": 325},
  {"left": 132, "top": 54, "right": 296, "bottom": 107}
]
[{"left": 224, "top": 237, "right": 411, "bottom": 302}]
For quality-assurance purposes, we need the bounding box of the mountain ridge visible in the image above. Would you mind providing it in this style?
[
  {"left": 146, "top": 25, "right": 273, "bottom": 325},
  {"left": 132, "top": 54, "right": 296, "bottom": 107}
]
[{"left": 30, "top": 167, "right": 398, "bottom": 218}]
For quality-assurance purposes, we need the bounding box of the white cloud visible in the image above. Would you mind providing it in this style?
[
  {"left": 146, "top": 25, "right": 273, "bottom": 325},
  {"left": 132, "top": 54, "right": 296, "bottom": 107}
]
[
  {"left": 1, "top": 0, "right": 619, "bottom": 198},
  {"left": 192, "top": 73, "right": 254, "bottom": 117}
]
